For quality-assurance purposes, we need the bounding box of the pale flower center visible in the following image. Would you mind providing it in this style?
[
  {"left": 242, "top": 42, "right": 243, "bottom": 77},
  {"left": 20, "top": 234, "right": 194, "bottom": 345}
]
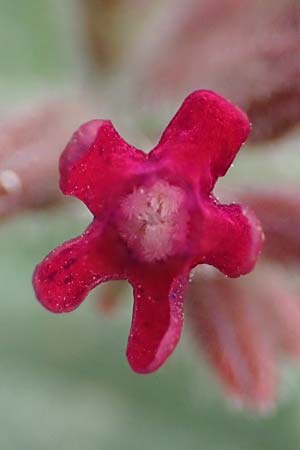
[{"left": 117, "top": 180, "right": 189, "bottom": 262}]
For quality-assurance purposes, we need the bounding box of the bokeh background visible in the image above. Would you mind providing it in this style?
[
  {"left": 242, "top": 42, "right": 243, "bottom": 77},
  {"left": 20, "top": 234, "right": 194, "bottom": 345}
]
[{"left": 1, "top": 1, "right": 300, "bottom": 449}]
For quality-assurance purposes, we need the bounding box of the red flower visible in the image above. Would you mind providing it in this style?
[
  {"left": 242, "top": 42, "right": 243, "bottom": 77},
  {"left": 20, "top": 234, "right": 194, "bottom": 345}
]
[{"left": 33, "top": 90, "right": 263, "bottom": 373}]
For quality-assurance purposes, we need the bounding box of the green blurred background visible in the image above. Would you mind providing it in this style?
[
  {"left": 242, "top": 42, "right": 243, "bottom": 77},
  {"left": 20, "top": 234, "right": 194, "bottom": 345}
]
[{"left": 1, "top": 1, "right": 300, "bottom": 449}]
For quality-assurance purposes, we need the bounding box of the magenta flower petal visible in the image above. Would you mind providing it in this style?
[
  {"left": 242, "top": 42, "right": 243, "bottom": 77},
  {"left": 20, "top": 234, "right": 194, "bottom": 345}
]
[
  {"left": 127, "top": 268, "right": 187, "bottom": 373},
  {"left": 33, "top": 90, "right": 262, "bottom": 372},
  {"left": 200, "top": 202, "right": 263, "bottom": 277},
  {"left": 60, "top": 120, "right": 145, "bottom": 216},
  {"left": 33, "top": 221, "right": 130, "bottom": 313},
  {"left": 151, "top": 90, "right": 250, "bottom": 188}
]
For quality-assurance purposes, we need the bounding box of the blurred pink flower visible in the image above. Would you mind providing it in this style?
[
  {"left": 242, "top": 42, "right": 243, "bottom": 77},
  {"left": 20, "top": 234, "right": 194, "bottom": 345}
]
[
  {"left": 0, "top": 98, "right": 92, "bottom": 220},
  {"left": 131, "top": 0, "right": 300, "bottom": 142},
  {"left": 187, "top": 267, "right": 300, "bottom": 411}
]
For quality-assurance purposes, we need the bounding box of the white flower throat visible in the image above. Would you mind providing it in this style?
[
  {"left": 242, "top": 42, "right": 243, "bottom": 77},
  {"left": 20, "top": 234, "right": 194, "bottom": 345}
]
[{"left": 117, "top": 180, "right": 189, "bottom": 262}]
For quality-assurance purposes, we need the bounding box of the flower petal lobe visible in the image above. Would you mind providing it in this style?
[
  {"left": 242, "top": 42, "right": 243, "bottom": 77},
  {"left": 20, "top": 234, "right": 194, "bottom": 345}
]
[
  {"left": 151, "top": 90, "right": 250, "bottom": 187},
  {"left": 33, "top": 222, "right": 129, "bottom": 313},
  {"left": 200, "top": 201, "right": 263, "bottom": 277},
  {"left": 60, "top": 120, "right": 145, "bottom": 216},
  {"left": 127, "top": 269, "right": 187, "bottom": 373}
]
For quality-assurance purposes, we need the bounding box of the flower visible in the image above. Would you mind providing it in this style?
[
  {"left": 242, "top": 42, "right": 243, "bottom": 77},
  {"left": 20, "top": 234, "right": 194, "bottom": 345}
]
[{"left": 33, "top": 90, "right": 263, "bottom": 373}]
